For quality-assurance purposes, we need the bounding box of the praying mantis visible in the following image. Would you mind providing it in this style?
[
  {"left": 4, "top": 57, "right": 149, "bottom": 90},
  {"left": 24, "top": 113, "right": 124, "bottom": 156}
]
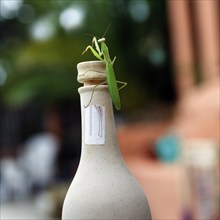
[{"left": 81, "top": 26, "right": 127, "bottom": 110}]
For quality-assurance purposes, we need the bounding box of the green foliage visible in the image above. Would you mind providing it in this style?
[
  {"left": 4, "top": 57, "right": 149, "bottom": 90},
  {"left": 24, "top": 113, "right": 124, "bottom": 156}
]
[{"left": 0, "top": 0, "right": 176, "bottom": 111}]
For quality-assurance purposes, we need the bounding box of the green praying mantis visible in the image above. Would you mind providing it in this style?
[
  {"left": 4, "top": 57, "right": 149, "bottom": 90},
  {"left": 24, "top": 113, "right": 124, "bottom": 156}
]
[{"left": 81, "top": 26, "right": 127, "bottom": 110}]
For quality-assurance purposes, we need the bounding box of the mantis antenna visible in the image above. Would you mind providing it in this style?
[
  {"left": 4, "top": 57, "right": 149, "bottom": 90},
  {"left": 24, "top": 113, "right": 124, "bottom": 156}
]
[
  {"left": 85, "top": 23, "right": 111, "bottom": 40},
  {"left": 102, "top": 23, "right": 112, "bottom": 38}
]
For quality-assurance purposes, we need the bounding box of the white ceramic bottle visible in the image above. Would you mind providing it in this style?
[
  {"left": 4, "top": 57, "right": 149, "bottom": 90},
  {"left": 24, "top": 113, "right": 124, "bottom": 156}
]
[{"left": 62, "top": 61, "right": 151, "bottom": 219}]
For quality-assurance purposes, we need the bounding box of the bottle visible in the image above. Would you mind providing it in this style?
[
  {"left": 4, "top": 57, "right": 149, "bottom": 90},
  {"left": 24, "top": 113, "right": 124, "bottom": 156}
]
[{"left": 62, "top": 61, "right": 151, "bottom": 219}]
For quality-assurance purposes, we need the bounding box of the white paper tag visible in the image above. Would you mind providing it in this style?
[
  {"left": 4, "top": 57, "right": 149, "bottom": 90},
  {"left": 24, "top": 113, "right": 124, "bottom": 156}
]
[{"left": 85, "top": 104, "right": 105, "bottom": 145}]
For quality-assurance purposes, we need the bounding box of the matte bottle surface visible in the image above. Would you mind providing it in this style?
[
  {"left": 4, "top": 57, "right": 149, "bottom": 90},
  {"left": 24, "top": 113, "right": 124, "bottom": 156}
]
[{"left": 62, "top": 61, "right": 151, "bottom": 219}]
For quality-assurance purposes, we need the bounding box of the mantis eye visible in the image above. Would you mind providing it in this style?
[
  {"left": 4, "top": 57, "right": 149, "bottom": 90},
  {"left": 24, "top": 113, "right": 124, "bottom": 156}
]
[{"left": 98, "top": 38, "right": 105, "bottom": 43}]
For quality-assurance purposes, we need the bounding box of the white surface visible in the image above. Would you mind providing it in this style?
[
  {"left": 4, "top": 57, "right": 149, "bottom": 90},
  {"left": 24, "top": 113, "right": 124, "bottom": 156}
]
[
  {"left": 62, "top": 82, "right": 151, "bottom": 219},
  {"left": 85, "top": 104, "right": 105, "bottom": 145}
]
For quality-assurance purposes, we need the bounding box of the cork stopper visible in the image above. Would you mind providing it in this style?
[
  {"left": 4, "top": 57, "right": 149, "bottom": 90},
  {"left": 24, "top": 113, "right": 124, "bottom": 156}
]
[{"left": 77, "top": 61, "right": 106, "bottom": 86}]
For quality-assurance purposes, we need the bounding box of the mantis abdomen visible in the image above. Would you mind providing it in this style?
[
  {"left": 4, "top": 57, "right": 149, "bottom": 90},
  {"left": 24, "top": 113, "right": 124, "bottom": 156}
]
[{"left": 106, "top": 64, "right": 121, "bottom": 110}]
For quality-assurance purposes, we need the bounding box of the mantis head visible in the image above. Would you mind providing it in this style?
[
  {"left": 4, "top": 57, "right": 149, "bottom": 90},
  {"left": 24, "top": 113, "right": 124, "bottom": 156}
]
[{"left": 98, "top": 38, "right": 106, "bottom": 43}]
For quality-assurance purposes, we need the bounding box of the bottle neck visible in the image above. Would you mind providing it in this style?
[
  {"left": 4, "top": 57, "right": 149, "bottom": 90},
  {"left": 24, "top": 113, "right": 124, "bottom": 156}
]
[{"left": 78, "top": 85, "right": 120, "bottom": 162}]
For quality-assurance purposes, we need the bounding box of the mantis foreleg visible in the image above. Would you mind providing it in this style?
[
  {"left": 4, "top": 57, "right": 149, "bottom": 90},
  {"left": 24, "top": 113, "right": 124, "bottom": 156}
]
[
  {"left": 82, "top": 46, "right": 105, "bottom": 62},
  {"left": 93, "top": 37, "right": 102, "bottom": 56}
]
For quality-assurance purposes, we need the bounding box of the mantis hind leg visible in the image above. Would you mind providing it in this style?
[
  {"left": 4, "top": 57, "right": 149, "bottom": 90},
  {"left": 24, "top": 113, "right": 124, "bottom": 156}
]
[
  {"left": 116, "top": 81, "right": 127, "bottom": 91},
  {"left": 84, "top": 81, "right": 107, "bottom": 108},
  {"left": 78, "top": 70, "right": 105, "bottom": 77}
]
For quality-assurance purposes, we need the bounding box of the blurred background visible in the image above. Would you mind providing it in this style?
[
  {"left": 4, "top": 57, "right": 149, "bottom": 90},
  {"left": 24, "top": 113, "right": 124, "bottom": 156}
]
[{"left": 0, "top": 0, "right": 219, "bottom": 219}]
